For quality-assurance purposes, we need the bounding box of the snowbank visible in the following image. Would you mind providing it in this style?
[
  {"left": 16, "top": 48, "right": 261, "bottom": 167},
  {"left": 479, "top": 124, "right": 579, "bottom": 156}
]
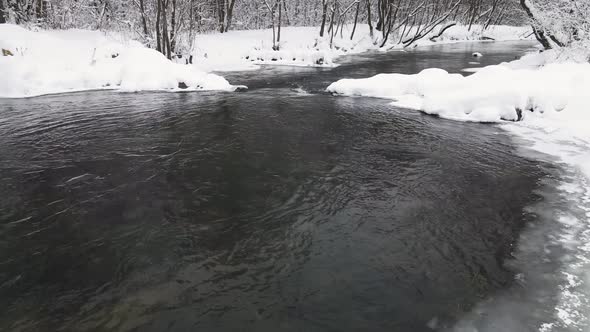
[
  {"left": 327, "top": 49, "right": 590, "bottom": 181},
  {"left": 191, "top": 25, "right": 532, "bottom": 71},
  {"left": 0, "top": 24, "right": 236, "bottom": 98},
  {"left": 327, "top": 53, "right": 590, "bottom": 124},
  {"left": 326, "top": 48, "right": 590, "bottom": 192}
]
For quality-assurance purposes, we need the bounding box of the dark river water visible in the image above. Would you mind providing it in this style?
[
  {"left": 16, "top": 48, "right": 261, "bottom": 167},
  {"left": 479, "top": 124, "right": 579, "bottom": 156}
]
[{"left": 0, "top": 41, "right": 546, "bottom": 332}]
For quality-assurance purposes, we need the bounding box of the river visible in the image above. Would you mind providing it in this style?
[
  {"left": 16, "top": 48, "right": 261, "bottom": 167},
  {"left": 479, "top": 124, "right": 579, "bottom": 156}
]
[{"left": 0, "top": 41, "right": 556, "bottom": 332}]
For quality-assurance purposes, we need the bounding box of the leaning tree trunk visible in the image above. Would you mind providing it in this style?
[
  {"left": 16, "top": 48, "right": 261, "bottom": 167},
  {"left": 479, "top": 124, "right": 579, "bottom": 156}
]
[
  {"left": 519, "top": 0, "right": 556, "bottom": 49},
  {"left": 380, "top": 1, "right": 399, "bottom": 48}
]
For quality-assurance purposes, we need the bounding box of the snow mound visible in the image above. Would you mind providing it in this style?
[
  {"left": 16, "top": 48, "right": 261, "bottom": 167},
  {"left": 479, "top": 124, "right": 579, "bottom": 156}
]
[
  {"left": 0, "top": 24, "right": 236, "bottom": 98},
  {"left": 327, "top": 60, "right": 590, "bottom": 124}
]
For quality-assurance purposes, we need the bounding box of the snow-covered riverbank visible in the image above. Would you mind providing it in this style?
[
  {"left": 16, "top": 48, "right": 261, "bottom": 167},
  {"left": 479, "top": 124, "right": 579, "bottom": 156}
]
[
  {"left": 191, "top": 24, "right": 532, "bottom": 71},
  {"left": 0, "top": 24, "right": 237, "bottom": 98},
  {"left": 327, "top": 48, "right": 590, "bottom": 330},
  {"left": 0, "top": 23, "right": 531, "bottom": 98},
  {"left": 326, "top": 49, "right": 590, "bottom": 176}
]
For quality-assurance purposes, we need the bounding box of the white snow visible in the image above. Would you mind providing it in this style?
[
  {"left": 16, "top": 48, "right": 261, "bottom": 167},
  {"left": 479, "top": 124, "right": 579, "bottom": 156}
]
[
  {"left": 0, "top": 23, "right": 531, "bottom": 98},
  {"left": 191, "top": 24, "right": 532, "bottom": 71},
  {"left": 461, "top": 67, "right": 483, "bottom": 73},
  {"left": 327, "top": 52, "right": 590, "bottom": 126},
  {"left": 327, "top": 50, "right": 590, "bottom": 183},
  {"left": 0, "top": 24, "right": 237, "bottom": 98}
]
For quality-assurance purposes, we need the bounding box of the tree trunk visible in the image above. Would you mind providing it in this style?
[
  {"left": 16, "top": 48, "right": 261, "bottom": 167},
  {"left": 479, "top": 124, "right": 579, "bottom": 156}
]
[
  {"left": 0, "top": 0, "right": 6, "bottom": 24},
  {"left": 218, "top": 0, "right": 225, "bottom": 33},
  {"left": 403, "top": 0, "right": 461, "bottom": 47},
  {"left": 328, "top": 0, "right": 336, "bottom": 47},
  {"left": 156, "top": 0, "right": 162, "bottom": 52},
  {"left": 533, "top": 27, "right": 552, "bottom": 49},
  {"left": 170, "top": 0, "right": 177, "bottom": 55},
  {"left": 376, "top": 0, "right": 383, "bottom": 31},
  {"left": 350, "top": 1, "right": 360, "bottom": 40},
  {"left": 35, "top": 0, "right": 44, "bottom": 21},
  {"left": 429, "top": 22, "right": 457, "bottom": 41},
  {"left": 366, "top": 0, "right": 374, "bottom": 37},
  {"left": 319, "top": 0, "right": 328, "bottom": 37},
  {"left": 519, "top": 0, "right": 552, "bottom": 49},
  {"left": 162, "top": 0, "right": 171, "bottom": 59},
  {"left": 380, "top": 2, "right": 396, "bottom": 47},
  {"left": 467, "top": 0, "right": 477, "bottom": 31},
  {"left": 484, "top": 0, "right": 503, "bottom": 30},
  {"left": 224, "top": 0, "right": 236, "bottom": 32},
  {"left": 277, "top": 1, "right": 281, "bottom": 49},
  {"left": 282, "top": 0, "right": 290, "bottom": 26},
  {"left": 139, "top": 0, "right": 149, "bottom": 40}
]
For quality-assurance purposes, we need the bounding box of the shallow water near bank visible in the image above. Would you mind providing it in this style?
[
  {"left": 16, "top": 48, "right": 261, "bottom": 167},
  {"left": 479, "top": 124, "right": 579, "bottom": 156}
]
[{"left": 0, "top": 41, "right": 563, "bottom": 332}]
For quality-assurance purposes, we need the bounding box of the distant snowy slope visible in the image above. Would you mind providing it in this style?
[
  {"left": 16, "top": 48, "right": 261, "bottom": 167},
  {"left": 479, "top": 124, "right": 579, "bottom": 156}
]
[{"left": 0, "top": 24, "right": 236, "bottom": 98}]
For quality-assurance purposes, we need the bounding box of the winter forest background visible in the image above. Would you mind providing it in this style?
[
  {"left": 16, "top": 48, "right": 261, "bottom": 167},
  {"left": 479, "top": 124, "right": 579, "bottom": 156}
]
[{"left": 1, "top": 0, "right": 588, "bottom": 60}]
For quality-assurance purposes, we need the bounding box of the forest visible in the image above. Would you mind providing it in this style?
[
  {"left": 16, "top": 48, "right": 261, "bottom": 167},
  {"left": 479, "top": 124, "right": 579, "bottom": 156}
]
[
  {"left": 2, "top": 1, "right": 587, "bottom": 59},
  {"left": 1, "top": 0, "right": 530, "bottom": 57}
]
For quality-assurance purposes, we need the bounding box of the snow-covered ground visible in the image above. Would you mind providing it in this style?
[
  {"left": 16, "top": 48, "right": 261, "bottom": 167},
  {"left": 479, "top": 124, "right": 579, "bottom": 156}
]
[
  {"left": 327, "top": 49, "right": 590, "bottom": 331},
  {"left": 0, "top": 24, "right": 237, "bottom": 98},
  {"left": 0, "top": 23, "right": 530, "bottom": 98},
  {"left": 191, "top": 24, "right": 532, "bottom": 71}
]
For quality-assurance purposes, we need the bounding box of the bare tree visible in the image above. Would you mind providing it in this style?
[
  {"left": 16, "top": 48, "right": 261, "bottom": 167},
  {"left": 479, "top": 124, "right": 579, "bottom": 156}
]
[
  {"left": 350, "top": 0, "right": 360, "bottom": 40},
  {"left": 519, "top": 0, "right": 588, "bottom": 49},
  {"left": 263, "top": 0, "right": 281, "bottom": 50},
  {"left": 4, "top": 0, "right": 534, "bottom": 59},
  {"left": 319, "top": 0, "right": 328, "bottom": 37},
  {"left": 0, "top": 0, "right": 6, "bottom": 23}
]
